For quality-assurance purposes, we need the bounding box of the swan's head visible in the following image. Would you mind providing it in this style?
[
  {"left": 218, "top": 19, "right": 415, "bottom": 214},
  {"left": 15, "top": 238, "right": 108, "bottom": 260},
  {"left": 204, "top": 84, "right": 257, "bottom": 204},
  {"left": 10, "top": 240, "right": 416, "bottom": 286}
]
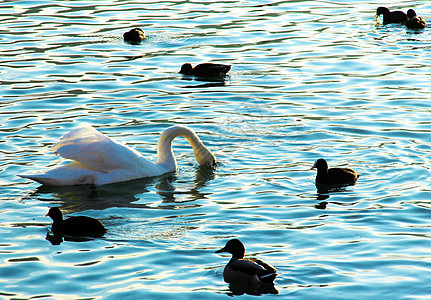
[
  {"left": 180, "top": 126, "right": 216, "bottom": 168},
  {"left": 194, "top": 144, "right": 216, "bottom": 169}
]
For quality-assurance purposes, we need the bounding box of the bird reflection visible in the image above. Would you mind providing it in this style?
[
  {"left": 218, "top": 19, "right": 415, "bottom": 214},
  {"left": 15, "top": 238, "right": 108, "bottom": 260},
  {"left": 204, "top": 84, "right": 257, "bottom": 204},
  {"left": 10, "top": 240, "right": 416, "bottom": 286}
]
[
  {"left": 226, "top": 282, "right": 278, "bottom": 296},
  {"left": 26, "top": 166, "right": 215, "bottom": 213},
  {"left": 315, "top": 201, "right": 328, "bottom": 210},
  {"left": 36, "top": 167, "right": 215, "bottom": 244},
  {"left": 45, "top": 232, "right": 94, "bottom": 245},
  {"left": 156, "top": 165, "right": 215, "bottom": 203},
  {"left": 31, "top": 177, "right": 155, "bottom": 212},
  {"left": 181, "top": 74, "right": 228, "bottom": 88},
  {"left": 316, "top": 182, "right": 355, "bottom": 195}
]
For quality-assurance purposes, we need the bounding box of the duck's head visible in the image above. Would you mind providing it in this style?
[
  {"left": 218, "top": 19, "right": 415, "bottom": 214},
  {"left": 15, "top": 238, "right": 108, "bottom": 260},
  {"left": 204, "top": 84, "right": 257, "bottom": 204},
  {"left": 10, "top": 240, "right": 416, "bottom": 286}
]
[
  {"left": 376, "top": 7, "right": 390, "bottom": 16},
  {"left": 179, "top": 63, "right": 193, "bottom": 75},
  {"left": 45, "top": 207, "right": 63, "bottom": 222},
  {"left": 123, "top": 28, "right": 147, "bottom": 44},
  {"left": 216, "top": 239, "right": 245, "bottom": 259},
  {"left": 407, "top": 9, "right": 417, "bottom": 18},
  {"left": 311, "top": 158, "right": 328, "bottom": 172}
]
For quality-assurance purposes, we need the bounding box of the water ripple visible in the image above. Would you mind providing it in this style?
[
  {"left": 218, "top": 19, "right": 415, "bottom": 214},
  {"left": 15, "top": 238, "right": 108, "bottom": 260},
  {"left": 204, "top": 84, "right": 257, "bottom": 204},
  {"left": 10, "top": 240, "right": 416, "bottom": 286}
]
[{"left": 1, "top": 0, "right": 431, "bottom": 298}]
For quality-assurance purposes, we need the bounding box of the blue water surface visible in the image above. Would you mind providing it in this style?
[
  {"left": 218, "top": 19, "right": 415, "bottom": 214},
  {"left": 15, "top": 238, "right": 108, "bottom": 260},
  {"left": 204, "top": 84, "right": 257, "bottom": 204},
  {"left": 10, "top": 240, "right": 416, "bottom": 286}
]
[{"left": 1, "top": 0, "right": 431, "bottom": 298}]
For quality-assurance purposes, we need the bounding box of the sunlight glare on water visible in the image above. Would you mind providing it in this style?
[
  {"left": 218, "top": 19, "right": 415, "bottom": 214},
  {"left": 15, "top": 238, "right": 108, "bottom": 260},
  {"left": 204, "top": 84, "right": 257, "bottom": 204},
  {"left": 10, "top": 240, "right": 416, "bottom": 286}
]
[{"left": 1, "top": 0, "right": 431, "bottom": 298}]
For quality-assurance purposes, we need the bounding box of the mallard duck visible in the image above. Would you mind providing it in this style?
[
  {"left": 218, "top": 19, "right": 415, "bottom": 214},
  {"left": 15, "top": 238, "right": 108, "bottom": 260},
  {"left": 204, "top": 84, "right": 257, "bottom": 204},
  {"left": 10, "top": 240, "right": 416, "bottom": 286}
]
[
  {"left": 215, "top": 239, "right": 277, "bottom": 284},
  {"left": 18, "top": 125, "right": 215, "bottom": 186},
  {"left": 123, "top": 28, "right": 147, "bottom": 44},
  {"left": 406, "top": 9, "right": 426, "bottom": 29},
  {"left": 46, "top": 207, "right": 106, "bottom": 237},
  {"left": 376, "top": 7, "right": 407, "bottom": 24},
  {"left": 179, "top": 63, "right": 231, "bottom": 77},
  {"left": 311, "top": 158, "right": 359, "bottom": 186}
]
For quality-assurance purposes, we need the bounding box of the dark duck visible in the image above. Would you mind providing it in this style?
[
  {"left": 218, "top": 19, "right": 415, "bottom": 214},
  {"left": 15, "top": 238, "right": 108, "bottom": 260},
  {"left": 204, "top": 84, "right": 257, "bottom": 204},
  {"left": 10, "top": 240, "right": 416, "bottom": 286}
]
[
  {"left": 123, "top": 28, "right": 147, "bottom": 44},
  {"left": 376, "top": 7, "right": 407, "bottom": 24},
  {"left": 46, "top": 207, "right": 106, "bottom": 237},
  {"left": 405, "top": 9, "right": 426, "bottom": 29},
  {"left": 311, "top": 158, "right": 359, "bottom": 186},
  {"left": 215, "top": 239, "right": 277, "bottom": 284},
  {"left": 179, "top": 63, "right": 231, "bottom": 77}
]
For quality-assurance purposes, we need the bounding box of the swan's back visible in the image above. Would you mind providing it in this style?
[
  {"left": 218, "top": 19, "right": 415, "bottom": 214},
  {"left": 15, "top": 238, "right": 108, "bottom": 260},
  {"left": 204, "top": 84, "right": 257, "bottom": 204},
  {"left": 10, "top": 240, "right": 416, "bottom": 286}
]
[
  {"left": 52, "top": 124, "right": 148, "bottom": 173},
  {"left": 19, "top": 125, "right": 164, "bottom": 186}
]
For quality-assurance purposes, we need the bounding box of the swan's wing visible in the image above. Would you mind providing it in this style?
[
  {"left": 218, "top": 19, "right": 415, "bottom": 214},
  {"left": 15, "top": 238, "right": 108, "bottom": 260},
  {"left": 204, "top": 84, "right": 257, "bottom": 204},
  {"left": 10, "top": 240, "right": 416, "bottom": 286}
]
[{"left": 52, "top": 124, "right": 145, "bottom": 173}]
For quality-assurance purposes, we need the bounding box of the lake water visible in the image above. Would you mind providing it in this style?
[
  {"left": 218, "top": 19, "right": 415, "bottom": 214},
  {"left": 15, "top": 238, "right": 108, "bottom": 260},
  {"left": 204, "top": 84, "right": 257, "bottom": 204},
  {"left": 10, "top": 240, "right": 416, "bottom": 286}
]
[{"left": 1, "top": 0, "right": 431, "bottom": 298}]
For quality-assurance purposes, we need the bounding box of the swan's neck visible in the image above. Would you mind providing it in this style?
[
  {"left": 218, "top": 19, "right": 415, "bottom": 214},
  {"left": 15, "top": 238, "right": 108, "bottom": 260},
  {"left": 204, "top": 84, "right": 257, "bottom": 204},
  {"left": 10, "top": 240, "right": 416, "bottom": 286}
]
[{"left": 156, "top": 126, "right": 215, "bottom": 171}]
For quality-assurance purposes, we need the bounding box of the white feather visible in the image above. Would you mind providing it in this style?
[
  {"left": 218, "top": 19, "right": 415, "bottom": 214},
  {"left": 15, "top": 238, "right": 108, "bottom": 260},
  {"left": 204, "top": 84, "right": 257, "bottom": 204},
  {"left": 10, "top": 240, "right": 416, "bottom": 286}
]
[{"left": 18, "top": 125, "right": 215, "bottom": 186}]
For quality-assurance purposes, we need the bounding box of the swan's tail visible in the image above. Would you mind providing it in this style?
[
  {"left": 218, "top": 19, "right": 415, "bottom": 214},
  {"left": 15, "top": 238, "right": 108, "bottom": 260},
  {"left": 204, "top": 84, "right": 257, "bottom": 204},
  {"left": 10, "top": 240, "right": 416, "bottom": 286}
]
[
  {"left": 18, "top": 174, "right": 59, "bottom": 186},
  {"left": 18, "top": 162, "right": 99, "bottom": 186}
]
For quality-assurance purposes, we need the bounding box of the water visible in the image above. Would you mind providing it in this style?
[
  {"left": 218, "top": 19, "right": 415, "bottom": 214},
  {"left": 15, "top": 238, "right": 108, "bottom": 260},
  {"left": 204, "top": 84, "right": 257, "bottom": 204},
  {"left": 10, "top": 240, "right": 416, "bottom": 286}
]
[{"left": 1, "top": 0, "right": 431, "bottom": 298}]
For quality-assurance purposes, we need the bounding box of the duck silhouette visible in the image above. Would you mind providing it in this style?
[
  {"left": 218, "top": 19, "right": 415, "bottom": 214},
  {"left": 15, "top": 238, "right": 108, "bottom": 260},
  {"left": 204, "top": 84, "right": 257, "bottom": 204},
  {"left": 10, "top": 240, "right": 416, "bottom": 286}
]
[
  {"left": 179, "top": 63, "right": 231, "bottom": 77},
  {"left": 311, "top": 158, "right": 359, "bottom": 186},
  {"left": 376, "top": 7, "right": 407, "bottom": 24},
  {"left": 123, "top": 28, "right": 147, "bottom": 44},
  {"left": 46, "top": 207, "right": 106, "bottom": 237},
  {"left": 216, "top": 239, "right": 277, "bottom": 284},
  {"left": 406, "top": 9, "right": 426, "bottom": 29}
]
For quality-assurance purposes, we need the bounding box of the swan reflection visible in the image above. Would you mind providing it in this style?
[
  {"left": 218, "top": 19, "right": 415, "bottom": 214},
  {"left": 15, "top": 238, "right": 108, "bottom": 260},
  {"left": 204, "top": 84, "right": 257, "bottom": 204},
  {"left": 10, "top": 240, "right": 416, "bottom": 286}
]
[{"left": 30, "top": 166, "right": 215, "bottom": 213}]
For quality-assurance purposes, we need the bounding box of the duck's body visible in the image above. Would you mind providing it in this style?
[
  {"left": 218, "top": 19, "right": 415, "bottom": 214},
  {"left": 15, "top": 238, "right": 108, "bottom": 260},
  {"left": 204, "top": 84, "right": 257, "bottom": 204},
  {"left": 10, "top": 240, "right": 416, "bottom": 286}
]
[
  {"left": 123, "top": 28, "right": 147, "bottom": 44},
  {"left": 179, "top": 63, "right": 231, "bottom": 77},
  {"left": 216, "top": 239, "right": 277, "bottom": 284},
  {"left": 19, "top": 125, "right": 215, "bottom": 186},
  {"left": 376, "top": 7, "right": 407, "bottom": 24},
  {"left": 312, "top": 158, "right": 359, "bottom": 186},
  {"left": 46, "top": 207, "right": 106, "bottom": 237},
  {"left": 406, "top": 9, "right": 426, "bottom": 29}
]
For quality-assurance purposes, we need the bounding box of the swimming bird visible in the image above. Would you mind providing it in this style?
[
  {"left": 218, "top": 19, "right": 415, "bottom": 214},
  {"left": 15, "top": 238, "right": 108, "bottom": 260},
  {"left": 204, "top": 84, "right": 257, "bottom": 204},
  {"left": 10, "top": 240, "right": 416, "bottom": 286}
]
[
  {"left": 123, "top": 28, "right": 147, "bottom": 44},
  {"left": 376, "top": 7, "right": 407, "bottom": 24},
  {"left": 179, "top": 63, "right": 231, "bottom": 77},
  {"left": 46, "top": 207, "right": 106, "bottom": 237},
  {"left": 18, "top": 124, "right": 216, "bottom": 186},
  {"left": 311, "top": 158, "right": 359, "bottom": 186},
  {"left": 406, "top": 9, "right": 426, "bottom": 29},
  {"left": 215, "top": 239, "right": 277, "bottom": 284}
]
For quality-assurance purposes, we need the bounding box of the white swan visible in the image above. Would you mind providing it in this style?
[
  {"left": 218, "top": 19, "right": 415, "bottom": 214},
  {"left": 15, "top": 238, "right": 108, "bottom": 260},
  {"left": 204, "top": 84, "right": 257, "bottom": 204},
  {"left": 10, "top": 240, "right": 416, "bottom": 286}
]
[{"left": 18, "top": 124, "right": 216, "bottom": 186}]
